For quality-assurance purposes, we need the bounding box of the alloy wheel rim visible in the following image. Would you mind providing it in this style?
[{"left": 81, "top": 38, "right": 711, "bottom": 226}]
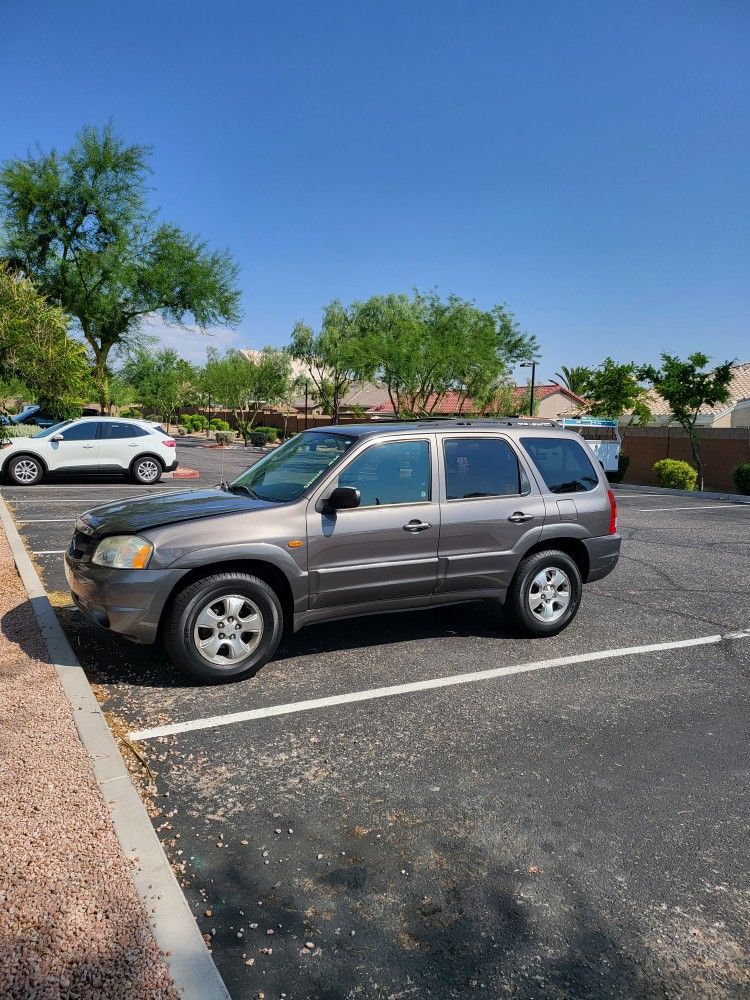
[
  {"left": 15, "top": 459, "right": 39, "bottom": 483},
  {"left": 137, "top": 460, "right": 159, "bottom": 482},
  {"left": 528, "top": 566, "right": 571, "bottom": 623},
  {"left": 193, "top": 593, "right": 264, "bottom": 666}
]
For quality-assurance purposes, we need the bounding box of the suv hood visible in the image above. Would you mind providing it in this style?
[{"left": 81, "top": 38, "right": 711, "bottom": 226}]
[{"left": 77, "top": 488, "right": 271, "bottom": 538}]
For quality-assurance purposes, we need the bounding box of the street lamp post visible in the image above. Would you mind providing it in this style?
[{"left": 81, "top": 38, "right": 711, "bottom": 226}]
[{"left": 520, "top": 361, "right": 537, "bottom": 417}]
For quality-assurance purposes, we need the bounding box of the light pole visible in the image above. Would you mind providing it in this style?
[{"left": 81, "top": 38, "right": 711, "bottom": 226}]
[{"left": 520, "top": 361, "right": 537, "bottom": 417}]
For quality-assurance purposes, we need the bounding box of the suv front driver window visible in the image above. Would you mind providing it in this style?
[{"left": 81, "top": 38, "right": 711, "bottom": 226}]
[{"left": 338, "top": 440, "right": 430, "bottom": 507}]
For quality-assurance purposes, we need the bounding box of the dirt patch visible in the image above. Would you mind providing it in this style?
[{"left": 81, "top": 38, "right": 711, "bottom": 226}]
[{"left": 0, "top": 525, "right": 178, "bottom": 999}]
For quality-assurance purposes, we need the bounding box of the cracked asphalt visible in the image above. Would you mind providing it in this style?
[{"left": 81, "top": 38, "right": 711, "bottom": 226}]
[{"left": 2, "top": 441, "right": 749, "bottom": 999}]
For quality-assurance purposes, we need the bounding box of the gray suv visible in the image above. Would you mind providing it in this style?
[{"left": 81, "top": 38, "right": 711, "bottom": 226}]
[{"left": 65, "top": 421, "right": 620, "bottom": 683}]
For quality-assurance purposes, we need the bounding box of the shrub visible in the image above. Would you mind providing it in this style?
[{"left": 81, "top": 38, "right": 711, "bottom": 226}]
[
  {"left": 249, "top": 430, "right": 270, "bottom": 447},
  {"left": 185, "top": 414, "right": 208, "bottom": 431},
  {"left": 607, "top": 452, "right": 630, "bottom": 484},
  {"left": 214, "top": 431, "right": 233, "bottom": 446},
  {"left": 653, "top": 458, "right": 698, "bottom": 491},
  {"left": 6, "top": 424, "right": 37, "bottom": 438},
  {"left": 176, "top": 425, "right": 188, "bottom": 436},
  {"left": 209, "top": 418, "right": 230, "bottom": 431},
  {"left": 254, "top": 425, "right": 278, "bottom": 442},
  {"left": 119, "top": 406, "right": 141, "bottom": 418},
  {"left": 732, "top": 462, "right": 750, "bottom": 495}
]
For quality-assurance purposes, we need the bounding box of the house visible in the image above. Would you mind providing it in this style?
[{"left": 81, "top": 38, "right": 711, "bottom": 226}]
[
  {"left": 367, "top": 384, "right": 587, "bottom": 419},
  {"left": 624, "top": 361, "right": 750, "bottom": 428}
]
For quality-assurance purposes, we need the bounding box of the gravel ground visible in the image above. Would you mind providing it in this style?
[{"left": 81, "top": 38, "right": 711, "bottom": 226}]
[{"left": 0, "top": 525, "right": 179, "bottom": 1000}]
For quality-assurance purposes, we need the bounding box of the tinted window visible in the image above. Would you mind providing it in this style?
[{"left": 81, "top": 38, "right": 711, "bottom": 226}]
[
  {"left": 33, "top": 420, "right": 73, "bottom": 439},
  {"left": 232, "top": 431, "right": 355, "bottom": 503},
  {"left": 57, "top": 422, "right": 100, "bottom": 442},
  {"left": 338, "top": 440, "right": 430, "bottom": 507},
  {"left": 521, "top": 437, "right": 599, "bottom": 493},
  {"left": 101, "top": 422, "right": 149, "bottom": 439},
  {"left": 444, "top": 438, "right": 522, "bottom": 499}
]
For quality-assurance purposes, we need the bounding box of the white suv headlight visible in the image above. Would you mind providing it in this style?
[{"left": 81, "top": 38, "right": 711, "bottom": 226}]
[{"left": 92, "top": 535, "right": 153, "bottom": 569}]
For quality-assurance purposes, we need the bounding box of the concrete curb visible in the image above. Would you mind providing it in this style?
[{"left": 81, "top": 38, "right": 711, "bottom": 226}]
[
  {"left": 616, "top": 484, "right": 750, "bottom": 503},
  {"left": 0, "top": 496, "right": 230, "bottom": 1000}
]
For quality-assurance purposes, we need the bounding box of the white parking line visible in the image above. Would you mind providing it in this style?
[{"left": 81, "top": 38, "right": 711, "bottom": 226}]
[
  {"left": 128, "top": 629, "right": 750, "bottom": 742},
  {"left": 636, "top": 503, "right": 750, "bottom": 512},
  {"left": 32, "top": 549, "right": 66, "bottom": 555},
  {"left": 18, "top": 518, "right": 76, "bottom": 523}
]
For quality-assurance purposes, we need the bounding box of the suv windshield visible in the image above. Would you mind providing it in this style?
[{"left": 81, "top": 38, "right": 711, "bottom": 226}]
[
  {"left": 33, "top": 420, "right": 73, "bottom": 439},
  {"left": 231, "top": 431, "right": 355, "bottom": 503}
]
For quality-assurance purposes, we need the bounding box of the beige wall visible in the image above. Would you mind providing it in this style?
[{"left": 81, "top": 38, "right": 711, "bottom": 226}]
[{"left": 536, "top": 391, "right": 584, "bottom": 419}]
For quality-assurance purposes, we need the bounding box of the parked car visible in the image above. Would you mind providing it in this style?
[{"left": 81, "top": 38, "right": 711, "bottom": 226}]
[
  {"left": 0, "top": 404, "right": 99, "bottom": 429},
  {"left": 1, "top": 417, "right": 178, "bottom": 485},
  {"left": 64, "top": 420, "right": 620, "bottom": 683}
]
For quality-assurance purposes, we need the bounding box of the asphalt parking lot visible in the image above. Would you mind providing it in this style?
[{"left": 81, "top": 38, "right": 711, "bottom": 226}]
[{"left": 2, "top": 441, "right": 749, "bottom": 999}]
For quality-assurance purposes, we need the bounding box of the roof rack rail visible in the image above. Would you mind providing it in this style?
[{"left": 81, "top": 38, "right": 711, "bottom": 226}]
[{"left": 410, "top": 417, "right": 562, "bottom": 428}]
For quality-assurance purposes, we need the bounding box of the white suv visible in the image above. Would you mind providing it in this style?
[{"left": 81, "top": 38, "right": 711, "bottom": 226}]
[{"left": 1, "top": 417, "right": 178, "bottom": 486}]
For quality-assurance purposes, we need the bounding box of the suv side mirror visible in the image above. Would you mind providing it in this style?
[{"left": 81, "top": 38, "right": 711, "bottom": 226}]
[
  {"left": 320, "top": 486, "right": 360, "bottom": 513},
  {"left": 51, "top": 433, "right": 64, "bottom": 442}
]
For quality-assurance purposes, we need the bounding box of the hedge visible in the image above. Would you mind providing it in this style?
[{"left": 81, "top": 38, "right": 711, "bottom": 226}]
[{"left": 653, "top": 458, "right": 698, "bottom": 491}]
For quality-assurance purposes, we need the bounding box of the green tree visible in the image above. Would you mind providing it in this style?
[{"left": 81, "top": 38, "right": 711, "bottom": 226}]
[
  {"left": 352, "top": 290, "right": 537, "bottom": 416},
  {"left": 122, "top": 347, "right": 198, "bottom": 429},
  {"left": 583, "top": 358, "right": 648, "bottom": 420},
  {"left": 290, "top": 300, "right": 372, "bottom": 423},
  {"left": 202, "top": 347, "right": 291, "bottom": 444},
  {"left": 638, "top": 353, "right": 734, "bottom": 490},
  {"left": 0, "top": 124, "right": 242, "bottom": 410},
  {"left": 554, "top": 365, "right": 591, "bottom": 396},
  {"left": 0, "top": 262, "right": 88, "bottom": 420}
]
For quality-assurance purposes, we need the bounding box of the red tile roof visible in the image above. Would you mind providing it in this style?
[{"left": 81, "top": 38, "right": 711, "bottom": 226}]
[{"left": 367, "top": 384, "right": 586, "bottom": 415}]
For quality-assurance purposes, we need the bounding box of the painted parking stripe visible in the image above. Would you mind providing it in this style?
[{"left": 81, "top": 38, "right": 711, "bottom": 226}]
[
  {"left": 19, "top": 520, "right": 75, "bottom": 525},
  {"left": 129, "top": 629, "right": 750, "bottom": 743},
  {"left": 636, "top": 503, "right": 750, "bottom": 512},
  {"left": 32, "top": 549, "right": 66, "bottom": 555}
]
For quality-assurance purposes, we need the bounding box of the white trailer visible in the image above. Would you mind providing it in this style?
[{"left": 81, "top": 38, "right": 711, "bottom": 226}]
[{"left": 561, "top": 417, "right": 621, "bottom": 473}]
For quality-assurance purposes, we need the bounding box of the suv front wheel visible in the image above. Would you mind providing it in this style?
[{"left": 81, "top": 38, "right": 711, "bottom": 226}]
[
  {"left": 164, "top": 572, "right": 284, "bottom": 682},
  {"left": 505, "top": 549, "right": 582, "bottom": 637}
]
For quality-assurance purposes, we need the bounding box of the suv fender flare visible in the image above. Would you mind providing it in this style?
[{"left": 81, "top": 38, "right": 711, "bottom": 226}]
[
  {"left": 129, "top": 452, "right": 164, "bottom": 473},
  {"left": 166, "top": 543, "right": 307, "bottom": 615},
  {"left": 2, "top": 450, "right": 48, "bottom": 477}
]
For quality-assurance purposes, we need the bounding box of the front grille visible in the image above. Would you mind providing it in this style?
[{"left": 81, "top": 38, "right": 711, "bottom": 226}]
[{"left": 69, "top": 529, "right": 97, "bottom": 562}]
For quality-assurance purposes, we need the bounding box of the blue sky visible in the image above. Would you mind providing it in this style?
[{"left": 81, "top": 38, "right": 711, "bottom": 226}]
[{"left": 1, "top": 1, "right": 748, "bottom": 382}]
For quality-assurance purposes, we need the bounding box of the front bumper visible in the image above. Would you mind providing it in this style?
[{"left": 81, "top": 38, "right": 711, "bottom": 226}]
[
  {"left": 583, "top": 534, "right": 621, "bottom": 583},
  {"left": 64, "top": 552, "right": 185, "bottom": 644}
]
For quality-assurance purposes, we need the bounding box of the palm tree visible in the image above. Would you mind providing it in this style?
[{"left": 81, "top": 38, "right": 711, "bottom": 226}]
[{"left": 554, "top": 365, "right": 591, "bottom": 396}]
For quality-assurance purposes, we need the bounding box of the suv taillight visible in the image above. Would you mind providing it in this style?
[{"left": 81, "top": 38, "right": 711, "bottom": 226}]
[
  {"left": 162, "top": 438, "right": 176, "bottom": 447},
  {"left": 607, "top": 488, "right": 617, "bottom": 534}
]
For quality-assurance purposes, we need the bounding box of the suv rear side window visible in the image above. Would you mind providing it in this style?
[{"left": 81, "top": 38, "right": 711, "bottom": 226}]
[
  {"left": 101, "top": 422, "right": 149, "bottom": 439},
  {"left": 338, "top": 440, "right": 430, "bottom": 507},
  {"left": 521, "top": 437, "right": 599, "bottom": 493},
  {"left": 444, "top": 438, "right": 523, "bottom": 499}
]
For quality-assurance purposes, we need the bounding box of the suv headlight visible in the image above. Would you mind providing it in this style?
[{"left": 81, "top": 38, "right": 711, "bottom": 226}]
[{"left": 92, "top": 535, "right": 153, "bottom": 569}]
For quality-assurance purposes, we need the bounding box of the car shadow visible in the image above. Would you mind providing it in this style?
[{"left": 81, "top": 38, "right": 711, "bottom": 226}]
[{"left": 4, "top": 599, "right": 516, "bottom": 693}]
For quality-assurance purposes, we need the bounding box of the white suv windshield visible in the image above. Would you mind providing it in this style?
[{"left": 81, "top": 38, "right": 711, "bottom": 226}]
[
  {"left": 33, "top": 420, "right": 73, "bottom": 439},
  {"left": 231, "top": 431, "right": 355, "bottom": 503}
]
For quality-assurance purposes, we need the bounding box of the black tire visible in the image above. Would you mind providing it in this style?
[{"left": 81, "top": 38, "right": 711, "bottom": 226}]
[
  {"left": 7, "top": 454, "right": 45, "bottom": 486},
  {"left": 131, "top": 454, "right": 163, "bottom": 485},
  {"left": 504, "top": 549, "right": 582, "bottom": 637},
  {"left": 164, "top": 572, "right": 284, "bottom": 683}
]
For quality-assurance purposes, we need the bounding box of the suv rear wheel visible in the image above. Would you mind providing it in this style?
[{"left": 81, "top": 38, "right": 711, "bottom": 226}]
[
  {"left": 164, "top": 572, "right": 284, "bottom": 682},
  {"left": 505, "top": 549, "right": 582, "bottom": 637},
  {"left": 131, "top": 455, "right": 163, "bottom": 485}
]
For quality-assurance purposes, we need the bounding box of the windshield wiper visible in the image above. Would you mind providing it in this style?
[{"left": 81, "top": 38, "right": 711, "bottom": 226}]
[{"left": 227, "top": 483, "right": 260, "bottom": 499}]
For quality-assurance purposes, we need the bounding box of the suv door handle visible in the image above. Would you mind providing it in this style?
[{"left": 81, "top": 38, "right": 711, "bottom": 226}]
[
  {"left": 508, "top": 511, "right": 535, "bottom": 523},
  {"left": 403, "top": 520, "right": 432, "bottom": 533}
]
